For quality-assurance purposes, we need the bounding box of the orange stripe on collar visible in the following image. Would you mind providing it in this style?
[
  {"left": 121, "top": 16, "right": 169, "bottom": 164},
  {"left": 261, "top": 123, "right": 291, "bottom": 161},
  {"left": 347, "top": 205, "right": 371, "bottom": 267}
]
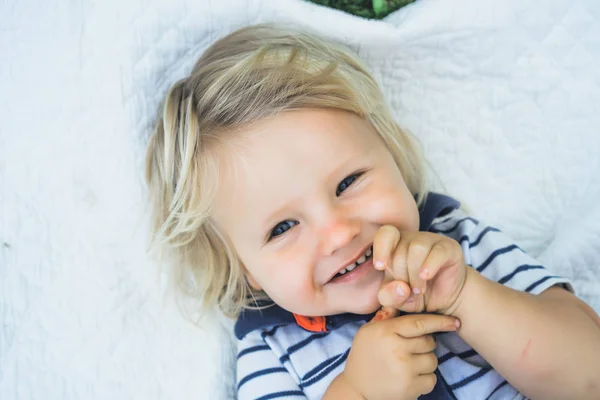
[{"left": 292, "top": 314, "right": 328, "bottom": 333}]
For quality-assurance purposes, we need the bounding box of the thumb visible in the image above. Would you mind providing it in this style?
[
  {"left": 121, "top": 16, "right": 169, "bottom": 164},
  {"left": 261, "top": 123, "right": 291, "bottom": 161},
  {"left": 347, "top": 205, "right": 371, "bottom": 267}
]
[{"left": 377, "top": 279, "right": 411, "bottom": 310}]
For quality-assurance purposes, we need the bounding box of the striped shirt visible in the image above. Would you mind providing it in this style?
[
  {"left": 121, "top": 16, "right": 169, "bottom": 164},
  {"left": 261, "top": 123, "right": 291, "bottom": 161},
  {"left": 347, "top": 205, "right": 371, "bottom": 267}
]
[{"left": 234, "top": 193, "right": 571, "bottom": 400}]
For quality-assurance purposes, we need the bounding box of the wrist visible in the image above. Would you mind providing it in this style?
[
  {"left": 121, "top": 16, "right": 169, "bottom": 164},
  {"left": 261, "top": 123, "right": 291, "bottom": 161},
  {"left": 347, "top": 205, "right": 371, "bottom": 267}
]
[
  {"left": 442, "top": 266, "right": 481, "bottom": 317},
  {"left": 324, "top": 372, "right": 365, "bottom": 400}
]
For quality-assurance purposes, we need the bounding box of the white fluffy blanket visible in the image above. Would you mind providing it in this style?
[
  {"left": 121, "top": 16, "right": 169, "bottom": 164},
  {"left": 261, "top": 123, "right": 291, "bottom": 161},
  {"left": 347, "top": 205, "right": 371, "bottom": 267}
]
[{"left": 1, "top": 0, "right": 599, "bottom": 398}]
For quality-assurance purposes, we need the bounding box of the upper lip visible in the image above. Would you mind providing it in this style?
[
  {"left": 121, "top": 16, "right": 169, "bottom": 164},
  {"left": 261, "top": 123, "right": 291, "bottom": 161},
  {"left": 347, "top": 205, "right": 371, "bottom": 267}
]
[{"left": 326, "top": 244, "right": 372, "bottom": 283}]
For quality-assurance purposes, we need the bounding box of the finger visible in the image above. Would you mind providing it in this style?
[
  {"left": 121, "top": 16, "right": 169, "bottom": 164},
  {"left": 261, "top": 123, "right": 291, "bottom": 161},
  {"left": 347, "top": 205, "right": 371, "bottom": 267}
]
[
  {"left": 389, "top": 232, "right": 411, "bottom": 284},
  {"left": 377, "top": 280, "right": 411, "bottom": 310},
  {"left": 370, "top": 306, "right": 400, "bottom": 322},
  {"left": 406, "top": 235, "right": 438, "bottom": 309},
  {"left": 419, "top": 238, "right": 462, "bottom": 282},
  {"left": 390, "top": 313, "right": 460, "bottom": 338},
  {"left": 415, "top": 373, "right": 438, "bottom": 396},
  {"left": 412, "top": 352, "right": 438, "bottom": 375},
  {"left": 372, "top": 225, "right": 401, "bottom": 271},
  {"left": 410, "top": 334, "right": 437, "bottom": 354}
]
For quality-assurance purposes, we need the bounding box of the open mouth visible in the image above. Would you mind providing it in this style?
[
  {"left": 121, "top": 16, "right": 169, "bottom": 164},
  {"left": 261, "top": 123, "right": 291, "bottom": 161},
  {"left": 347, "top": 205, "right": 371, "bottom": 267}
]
[{"left": 331, "top": 245, "right": 373, "bottom": 280}]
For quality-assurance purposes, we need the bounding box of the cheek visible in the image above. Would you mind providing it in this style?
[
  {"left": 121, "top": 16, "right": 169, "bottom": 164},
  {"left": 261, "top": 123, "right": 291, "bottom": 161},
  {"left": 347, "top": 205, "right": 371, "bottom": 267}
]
[
  {"left": 246, "top": 251, "right": 316, "bottom": 308},
  {"left": 361, "top": 183, "right": 419, "bottom": 231},
  {"left": 267, "top": 274, "right": 313, "bottom": 309}
]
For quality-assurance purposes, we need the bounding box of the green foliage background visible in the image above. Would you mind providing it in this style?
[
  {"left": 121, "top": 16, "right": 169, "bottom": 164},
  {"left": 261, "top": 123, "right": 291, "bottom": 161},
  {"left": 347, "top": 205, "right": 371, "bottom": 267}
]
[{"left": 306, "top": 0, "right": 416, "bottom": 19}]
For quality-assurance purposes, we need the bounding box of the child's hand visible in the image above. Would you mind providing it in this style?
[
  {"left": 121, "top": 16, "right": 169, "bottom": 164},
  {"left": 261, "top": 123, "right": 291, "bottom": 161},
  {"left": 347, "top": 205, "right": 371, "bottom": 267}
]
[
  {"left": 341, "top": 313, "right": 460, "bottom": 400},
  {"left": 373, "top": 226, "right": 467, "bottom": 315}
]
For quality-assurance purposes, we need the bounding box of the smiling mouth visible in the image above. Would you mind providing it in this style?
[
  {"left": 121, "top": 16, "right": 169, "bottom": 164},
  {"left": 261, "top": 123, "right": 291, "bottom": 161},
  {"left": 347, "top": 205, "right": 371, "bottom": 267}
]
[{"left": 331, "top": 245, "right": 373, "bottom": 280}]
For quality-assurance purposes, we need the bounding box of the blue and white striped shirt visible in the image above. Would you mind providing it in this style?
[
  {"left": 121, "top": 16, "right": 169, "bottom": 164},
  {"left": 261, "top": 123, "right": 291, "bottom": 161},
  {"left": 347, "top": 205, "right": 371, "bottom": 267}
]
[{"left": 234, "top": 193, "right": 571, "bottom": 400}]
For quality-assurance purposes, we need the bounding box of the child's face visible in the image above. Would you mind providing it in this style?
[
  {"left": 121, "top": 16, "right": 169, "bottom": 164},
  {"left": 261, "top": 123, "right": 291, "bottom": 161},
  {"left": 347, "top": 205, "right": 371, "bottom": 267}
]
[{"left": 213, "top": 109, "right": 419, "bottom": 316}]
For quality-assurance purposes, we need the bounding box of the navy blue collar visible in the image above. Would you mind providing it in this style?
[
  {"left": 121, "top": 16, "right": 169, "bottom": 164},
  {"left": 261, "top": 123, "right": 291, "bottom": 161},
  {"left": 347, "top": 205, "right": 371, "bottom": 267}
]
[
  {"left": 234, "top": 192, "right": 460, "bottom": 340},
  {"left": 418, "top": 192, "right": 461, "bottom": 231}
]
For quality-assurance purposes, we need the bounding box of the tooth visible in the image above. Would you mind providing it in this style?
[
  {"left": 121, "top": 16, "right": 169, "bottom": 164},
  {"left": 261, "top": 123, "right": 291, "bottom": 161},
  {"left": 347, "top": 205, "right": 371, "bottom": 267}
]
[
  {"left": 339, "top": 268, "right": 347, "bottom": 275},
  {"left": 357, "top": 255, "right": 366, "bottom": 264},
  {"left": 366, "top": 248, "right": 372, "bottom": 257},
  {"left": 346, "top": 264, "right": 356, "bottom": 271}
]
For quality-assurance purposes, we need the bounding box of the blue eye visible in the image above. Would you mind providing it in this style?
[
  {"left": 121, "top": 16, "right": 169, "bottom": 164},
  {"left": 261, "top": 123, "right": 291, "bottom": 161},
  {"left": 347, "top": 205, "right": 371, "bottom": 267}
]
[
  {"left": 268, "top": 220, "right": 298, "bottom": 241},
  {"left": 336, "top": 172, "right": 363, "bottom": 196}
]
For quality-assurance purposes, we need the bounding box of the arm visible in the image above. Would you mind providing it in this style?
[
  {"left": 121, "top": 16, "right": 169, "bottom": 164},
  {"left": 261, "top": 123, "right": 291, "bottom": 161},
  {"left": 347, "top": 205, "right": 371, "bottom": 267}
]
[
  {"left": 237, "top": 333, "right": 307, "bottom": 400},
  {"left": 373, "top": 212, "right": 600, "bottom": 399},
  {"left": 237, "top": 332, "right": 361, "bottom": 400},
  {"left": 451, "top": 267, "right": 600, "bottom": 400}
]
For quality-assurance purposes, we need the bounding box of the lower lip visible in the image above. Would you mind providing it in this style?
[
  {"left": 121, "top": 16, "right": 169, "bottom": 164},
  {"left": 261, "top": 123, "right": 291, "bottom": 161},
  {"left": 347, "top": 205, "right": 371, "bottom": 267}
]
[{"left": 329, "top": 257, "right": 374, "bottom": 284}]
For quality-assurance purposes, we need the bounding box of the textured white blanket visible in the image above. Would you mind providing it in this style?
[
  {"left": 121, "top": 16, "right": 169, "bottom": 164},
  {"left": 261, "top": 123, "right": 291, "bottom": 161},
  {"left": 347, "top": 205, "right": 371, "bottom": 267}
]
[{"left": 2, "top": 0, "right": 599, "bottom": 398}]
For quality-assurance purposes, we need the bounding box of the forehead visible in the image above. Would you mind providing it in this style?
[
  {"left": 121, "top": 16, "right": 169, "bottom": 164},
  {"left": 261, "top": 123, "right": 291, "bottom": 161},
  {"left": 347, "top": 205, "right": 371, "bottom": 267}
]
[
  {"left": 212, "top": 109, "right": 381, "bottom": 226},
  {"left": 235, "top": 109, "right": 378, "bottom": 169}
]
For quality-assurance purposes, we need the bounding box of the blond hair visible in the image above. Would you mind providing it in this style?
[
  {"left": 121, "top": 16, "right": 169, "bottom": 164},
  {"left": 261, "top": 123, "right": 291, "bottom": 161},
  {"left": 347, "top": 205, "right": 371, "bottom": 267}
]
[{"left": 145, "top": 23, "right": 427, "bottom": 318}]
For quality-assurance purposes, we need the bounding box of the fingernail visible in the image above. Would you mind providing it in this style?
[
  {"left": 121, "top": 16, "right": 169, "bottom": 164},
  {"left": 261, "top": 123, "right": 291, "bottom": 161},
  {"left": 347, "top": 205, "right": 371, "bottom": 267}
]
[
  {"left": 406, "top": 296, "right": 414, "bottom": 303},
  {"left": 412, "top": 287, "right": 421, "bottom": 295},
  {"left": 455, "top": 319, "right": 461, "bottom": 329},
  {"left": 395, "top": 285, "right": 405, "bottom": 297},
  {"left": 374, "top": 260, "right": 384, "bottom": 269},
  {"left": 420, "top": 268, "right": 429, "bottom": 279}
]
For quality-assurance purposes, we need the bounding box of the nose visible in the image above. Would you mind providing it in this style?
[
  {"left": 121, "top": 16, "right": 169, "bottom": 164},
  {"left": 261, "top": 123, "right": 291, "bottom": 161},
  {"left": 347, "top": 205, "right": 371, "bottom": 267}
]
[{"left": 317, "top": 206, "right": 360, "bottom": 256}]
